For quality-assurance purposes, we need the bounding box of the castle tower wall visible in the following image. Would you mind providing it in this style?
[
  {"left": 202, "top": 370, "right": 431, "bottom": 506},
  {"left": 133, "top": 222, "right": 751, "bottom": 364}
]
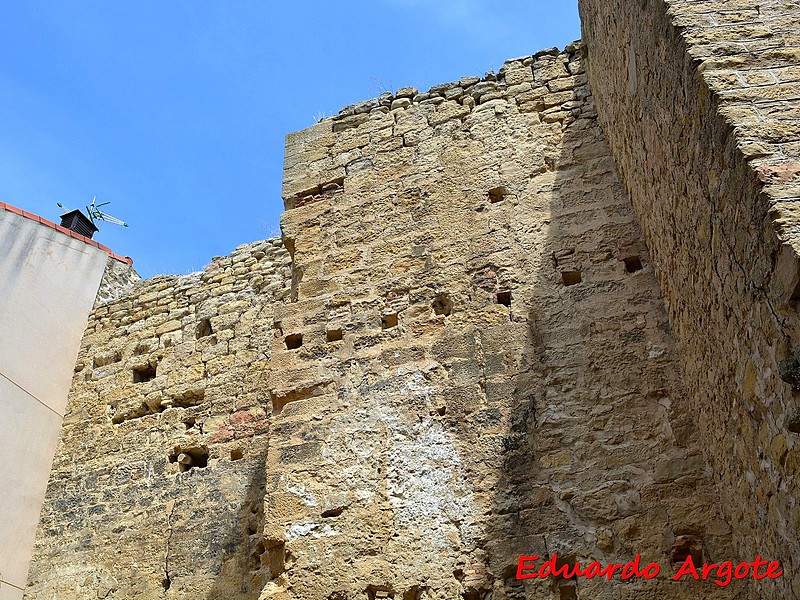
[
  {"left": 578, "top": 0, "right": 800, "bottom": 596},
  {"left": 271, "top": 45, "right": 738, "bottom": 600},
  {"left": 27, "top": 47, "right": 743, "bottom": 599}
]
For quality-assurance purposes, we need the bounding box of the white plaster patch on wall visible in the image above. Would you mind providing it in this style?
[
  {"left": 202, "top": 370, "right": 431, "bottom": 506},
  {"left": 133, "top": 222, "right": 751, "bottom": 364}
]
[
  {"left": 380, "top": 369, "right": 480, "bottom": 550},
  {"left": 386, "top": 421, "right": 476, "bottom": 542},
  {"left": 325, "top": 415, "right": 385, "bottom": 504},
  {"left": 316, "top": 364, "right": 482, "bottom": 564},
  {"left": 285, "top": 482, "right": 319, "bottom": 507},
  {"left": 284, "top": 521, "right": 339, "bottom": 542}
]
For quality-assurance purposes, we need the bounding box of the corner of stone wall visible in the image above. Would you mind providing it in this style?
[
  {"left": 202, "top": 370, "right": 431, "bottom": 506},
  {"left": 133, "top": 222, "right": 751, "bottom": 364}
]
[{"left": 578, "top": 0, "right": 800, "bottom": 596}]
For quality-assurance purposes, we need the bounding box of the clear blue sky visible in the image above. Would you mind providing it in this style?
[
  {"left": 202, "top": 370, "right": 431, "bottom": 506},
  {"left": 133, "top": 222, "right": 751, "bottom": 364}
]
[{"left": 0, "top": 2, "right": 580, "bottom": 278}]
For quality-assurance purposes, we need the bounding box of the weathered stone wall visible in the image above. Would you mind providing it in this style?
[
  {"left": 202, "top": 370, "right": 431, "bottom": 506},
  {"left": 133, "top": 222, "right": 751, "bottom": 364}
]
[
  {"left": 578, "top": 0, "right": 800, "bottom": 597},
  {"left": 270, "top": 46, "right": 741, "bottom": 600},
  {"left": 27, "top": 35, "right": 772, "bottom": 600},
  {"left": 26, "top": 238, "right": 291, "bottom": 598}
]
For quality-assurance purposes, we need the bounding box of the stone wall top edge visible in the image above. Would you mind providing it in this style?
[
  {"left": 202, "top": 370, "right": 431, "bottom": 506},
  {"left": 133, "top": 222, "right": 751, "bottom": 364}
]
[
  {"left": 282, "top": 40, "right": 587, "bottom": 204},
  {"left": 280, "top": 40, "right": 583, "bottom": 151},
  {"left": 329, "top": 39, "right": 583, "bottom": 122},
  {"left": 91, "top": 235, "right": 289, "bottom": 311},
  {"left": 661, "top": 2, "right": 799, "bottom": 179}
]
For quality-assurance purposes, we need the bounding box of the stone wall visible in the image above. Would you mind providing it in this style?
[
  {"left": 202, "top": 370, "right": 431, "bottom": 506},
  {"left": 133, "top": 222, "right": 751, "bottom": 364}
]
[
  {"left": 26, "top": 238, "right": 291, "bottom": 598},
  {"left": 273, "top": 46, "right": 740, "bottom": 600},
  {"left": 578, "top": 0, "right": 800, "bottom": 597},
  {"left": 28, "top": 46, "right": 745, "bottom": 599}
]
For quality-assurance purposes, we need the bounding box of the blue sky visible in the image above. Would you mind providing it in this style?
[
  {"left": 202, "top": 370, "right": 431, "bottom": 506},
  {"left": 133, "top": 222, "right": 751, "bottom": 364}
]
[{"left": 0, "top": 2, "right": 580, "bottom": 278}]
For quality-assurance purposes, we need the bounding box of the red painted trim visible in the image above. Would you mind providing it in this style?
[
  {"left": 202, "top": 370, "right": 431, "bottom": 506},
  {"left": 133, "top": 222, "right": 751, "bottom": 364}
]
[{"left": 0, "top": 201, "right": 133, "bottom": 266}]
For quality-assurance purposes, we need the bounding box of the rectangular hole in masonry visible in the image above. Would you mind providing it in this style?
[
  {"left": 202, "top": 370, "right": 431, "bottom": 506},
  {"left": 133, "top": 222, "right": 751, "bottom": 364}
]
[
  {"left": 132, "top": 364, "right": 157, "bottom": 383},
  {"left": 432, "top": 293, "right": 453, "bottom": 316},
  {"left": 285, "top": 333, "right": 303, "bottom": 350},
  {"left": 623, "top": 256, "right": 643, "bottom": 273},
  {"left": 326, "top": 328, "right": 343, "bottom": 342},
  {"left": 381, "top": 313, "right": 399, "bottom": 329},
  {"left": 168, "top": 446, "right": 209, "bottom": 473},
  {"left": 559, "top": 586, "right": 577, "bottom": 600},
  {"left": 195, "top": 318, "right": 213, "bottom": 338},
  {"left": 561, "top": 270, "right": 582, "bottom": 286},
  {"left": 487, "top": 186, "right": 508, "bottom": 203},
  {"left": 497, "top": 291, "right": 512, "bottom": 306},
  {"left": 230, "top": 448, "right": 244, "bottom": 461},
  {"left": 367, "top": 586, "right": 394, "bottom": 600}
]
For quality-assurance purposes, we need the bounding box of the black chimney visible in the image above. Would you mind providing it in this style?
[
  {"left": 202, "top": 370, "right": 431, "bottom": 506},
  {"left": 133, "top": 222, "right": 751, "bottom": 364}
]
[{"left": 59, "top": 210, "right": 98, "bottom": 239}]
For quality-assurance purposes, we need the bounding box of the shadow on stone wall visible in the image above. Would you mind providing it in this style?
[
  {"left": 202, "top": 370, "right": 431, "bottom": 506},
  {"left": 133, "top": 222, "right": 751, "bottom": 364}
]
[
  {"left": 483, "top": 107, "right": 748, "bottom": 599},
  {"left": 206, "top": 445, "right": 270, "bottom": 600}
]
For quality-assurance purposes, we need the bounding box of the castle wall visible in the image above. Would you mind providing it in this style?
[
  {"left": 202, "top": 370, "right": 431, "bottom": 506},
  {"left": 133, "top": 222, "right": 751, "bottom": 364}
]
[
  {"left": 0, "top": 207, "right": 111, "bottom": 599},
  {"left": 25, "top": 239, "right": 292, "bottom": 599},
  {"left": 27, "top": 45, "right": 747, "bottom": 599},
  {"left": 272, "top": 46, "right": 741, "bottom": 600},
  {"left": 578, "top": 0, "right": 800, "bottom": 596}
]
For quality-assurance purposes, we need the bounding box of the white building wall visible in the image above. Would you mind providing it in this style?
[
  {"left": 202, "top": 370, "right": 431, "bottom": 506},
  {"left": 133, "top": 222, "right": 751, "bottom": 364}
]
[{"left": 0, "top": 209, "right": 109, "bottom": 598}]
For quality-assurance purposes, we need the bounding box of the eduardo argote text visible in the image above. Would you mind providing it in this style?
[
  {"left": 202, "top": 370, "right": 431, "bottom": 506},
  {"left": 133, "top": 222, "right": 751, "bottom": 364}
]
[{"left": 517, "top": 553, "right": 783, "bottom": 587}]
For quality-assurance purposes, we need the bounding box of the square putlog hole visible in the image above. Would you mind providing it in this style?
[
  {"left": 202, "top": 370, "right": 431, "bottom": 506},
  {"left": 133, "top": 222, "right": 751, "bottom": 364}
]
[
  {"left": 285, "top": 333, "right": 303, "bottom": 350},
  {"left": 432, "top": 293, "right": 453, "bottom": 316},
  {"left": 381, "top": 313, "right": 399, "bottom": 329},
  {"left": 496, "top": 291, "right": 512, "bottom": 307},
  {"left": 623, "top": 256, "right": 643, "bottom": 273},
  {"left": 168, "top": 446, "right": 209, "bottom": 473},
  {"left": 195, "top": 318, "right": 213, "bottom": 339},
  {"left": 132, "top": 364, "right": 157, "bottom": 383},
  {"left": 326, "top": 329, "right": 343, "bottom": 342},
  {"left": 559, "top": 586, "right": 577, "bottom": 600},
  {"left": 487, "top": 186, "right": 508, "bottom": 203},
  {"left": 561, "top": 270, "right": 582, "bottom": 286},
  {"left": 367, "top": 586, "right": 394, "bottom": 600}
]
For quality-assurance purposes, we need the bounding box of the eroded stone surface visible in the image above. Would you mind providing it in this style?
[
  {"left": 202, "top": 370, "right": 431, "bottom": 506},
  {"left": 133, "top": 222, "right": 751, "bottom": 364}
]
[{"left": 96, "top": 256, "right": 141, "bottom": 307}]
